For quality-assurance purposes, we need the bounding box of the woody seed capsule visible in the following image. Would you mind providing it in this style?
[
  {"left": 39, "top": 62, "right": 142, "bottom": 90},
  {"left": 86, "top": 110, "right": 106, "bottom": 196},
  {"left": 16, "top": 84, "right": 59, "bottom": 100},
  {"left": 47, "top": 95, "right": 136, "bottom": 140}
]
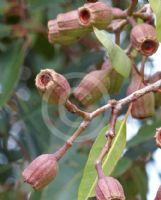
[
  {"left": 95, "top": 176, "right": 125, "bottom": 200},
  {"left": 57, "top": 10, "right": 90, "bottom": 37},
  {"left": 78, "top": 2, "right": 112, "bottom": 29},
  {"left": 48, "top": 19, "right": 80, "bottom": 45},
  {"left": 73, "top": 69, "right": 110, "bottom": 107},
  {"left": 35, "top": 69, "right": 71, "bottom": 104},
  {"left": 22, "top": 154, "right": 58, "bottom": 190},
  {"left": 130, "top": 23, "right": 159, "bottom": 56},
  {"left": 127, "top": 67, "right": 155, "bottom": 119}
]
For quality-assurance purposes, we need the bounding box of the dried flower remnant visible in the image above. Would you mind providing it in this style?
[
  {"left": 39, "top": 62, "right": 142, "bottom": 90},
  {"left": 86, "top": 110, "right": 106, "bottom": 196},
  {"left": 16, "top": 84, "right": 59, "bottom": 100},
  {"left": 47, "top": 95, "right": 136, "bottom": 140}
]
[
  {"left": 35, "top": 69, "right": 71, "bottom": 104},
  {"left": 155, "top": 128, "right": 161, "bottom": 148},
  {"left": 22, "top": 154, "right": 58, "bottom": 190},
  {"left": 130, "top": 24, "right": 159, "bottom": 56},
  {"left": 78, "top": 2, "right": 112, "bottom": 29}
]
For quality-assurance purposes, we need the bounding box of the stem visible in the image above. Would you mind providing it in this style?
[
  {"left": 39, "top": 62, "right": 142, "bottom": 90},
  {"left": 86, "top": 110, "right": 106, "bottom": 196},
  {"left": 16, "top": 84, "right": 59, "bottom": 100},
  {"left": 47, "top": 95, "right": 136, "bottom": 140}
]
[
  {"left": 105, "top": 105, "right": 121, "bottom": 137},
  {"left": 124, "top": 43, "right": 133, "bottom": 56},
  {"left": 54, "top": 79, "right": 161, "bottom": 161},
  {"left": 54, "top": 120, "right": 90, "bottom": 160},
  {"left": 65, "top": 100, "right": 90, "bottom": 120},
  {"left": 95, "top": 103, "right": 132, "bottom": 167},
  {"left": 115, "top": 31, "right": 121, "bottom": 45},
  {"left": 127, "top": 16, "right": 137, "bottom": 27},
  {"left": 127, "top": 0, "right": 138, "bottom": 16},
  {"left": 107, "top": 19, "right": 128, "bottom": 33},
  {"left": 118, "top": 79, "right": 161, "bottom": 105}
]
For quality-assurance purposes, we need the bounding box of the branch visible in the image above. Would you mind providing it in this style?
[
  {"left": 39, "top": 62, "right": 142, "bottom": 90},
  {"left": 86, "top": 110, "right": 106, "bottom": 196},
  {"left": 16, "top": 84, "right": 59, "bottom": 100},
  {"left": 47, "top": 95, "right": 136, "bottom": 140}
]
[
  {"left": 95, "top": 103, "right": 132, "bottom": 168},
  {"left": 126, "top": 0, "right": 138, "bottom": 16},
  {"left": 54, "top": 79, "right": 161, "bottom": 160}
]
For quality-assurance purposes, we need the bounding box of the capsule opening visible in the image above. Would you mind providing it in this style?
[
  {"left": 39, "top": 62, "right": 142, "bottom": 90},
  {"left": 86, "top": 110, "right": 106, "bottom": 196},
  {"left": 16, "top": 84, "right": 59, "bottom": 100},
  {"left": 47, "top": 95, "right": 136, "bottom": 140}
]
[
  {"left": 79, "top": 8, "right": 91, "bottom": 25},
  {"left": 40, "top": 73, "right": 52, "bottom": 86},
  {"left": 141, "top": 39, "right": 158, "bottom": 55}
]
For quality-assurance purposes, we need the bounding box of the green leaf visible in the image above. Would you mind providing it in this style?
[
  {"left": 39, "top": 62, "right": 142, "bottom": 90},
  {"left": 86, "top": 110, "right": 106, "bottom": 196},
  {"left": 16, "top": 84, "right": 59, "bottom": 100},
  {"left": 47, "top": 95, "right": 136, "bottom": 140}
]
[
  {"left": 94, "top": 28, "right": 131, "bottom": 77},
  {"left": 78, "top": 120, "right": 126, "bottom": 200},
  {"left": 0, "top": 40, "right": 25, "bottom": 108},
  {"left": 149, "top": 0, "right": 161, "bottom": 41}
]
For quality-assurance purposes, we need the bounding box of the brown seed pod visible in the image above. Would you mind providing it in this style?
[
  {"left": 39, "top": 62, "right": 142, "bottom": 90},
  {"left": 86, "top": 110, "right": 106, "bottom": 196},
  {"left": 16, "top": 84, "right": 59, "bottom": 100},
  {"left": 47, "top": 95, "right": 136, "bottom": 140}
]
[
  {"left": 73, "top": 69, "right": 110, "bottom": 107},
  {"left": 148, "top": 72, "right": 161, "bottom": 107},
  {"left": 48, "top": 19, "right": 80, "bottom": 45},
  {"left": 35, "top": 69, "right": 71, "bottom": 104},
  {"left": 127, "top": 67, "right": 155, "bottom": 119},
  {"left": 57, "top": 10, "right": 90, "bottom": 36},
  {"left": 95, "top": 176, "right": 125, "bottom": 200},
  {"left": 78, "top": 2, "right": 112, "bottom": 29},
  {"left": 155, "top": 185, "right": 161, "bottom": 200},
  {"left": 22, "top": 154, "right": 58, "bottom": 190},
  {"left": 130, "top": 24, "right": 159, "bottom": 56}
]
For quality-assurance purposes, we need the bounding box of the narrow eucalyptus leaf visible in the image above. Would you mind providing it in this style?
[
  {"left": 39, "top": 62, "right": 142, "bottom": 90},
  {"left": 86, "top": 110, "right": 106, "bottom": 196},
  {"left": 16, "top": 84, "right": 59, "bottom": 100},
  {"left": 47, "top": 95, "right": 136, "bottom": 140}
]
[
  {"left": 94, "top": 28, "right": 131, "bottom": 77},
  {"left": 78, "top": 120, "right": 126, "bottom": 200}
]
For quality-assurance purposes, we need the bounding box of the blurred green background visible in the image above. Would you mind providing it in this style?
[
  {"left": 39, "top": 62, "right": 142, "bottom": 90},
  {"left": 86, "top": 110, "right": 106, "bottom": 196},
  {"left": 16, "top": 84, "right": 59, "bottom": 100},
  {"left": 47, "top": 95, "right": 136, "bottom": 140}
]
[{"left": 0, "top": 0, "right": 161, "bottom": 199}]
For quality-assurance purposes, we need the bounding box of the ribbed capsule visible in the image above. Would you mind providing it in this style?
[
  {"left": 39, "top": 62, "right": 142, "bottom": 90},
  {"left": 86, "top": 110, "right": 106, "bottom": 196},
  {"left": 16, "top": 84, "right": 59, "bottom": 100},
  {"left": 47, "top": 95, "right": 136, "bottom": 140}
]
[
  {"left": 73, "top": 69, "right": 110, "bottom": 107},
  {"left": 35, "top": 69, "right": 71, "bottom": 104},
  {"left": 78, "top": 2, "right": 112, "bottom": 29},
  {"left": 95, "top": 176, "right": 125, "bottom": 200},
  {"left": 155, "top": 185, "right": 161, "bottom": 200},
  {"left": 127, "top": 67, "right": 155, "bottom": 119},
  {"left": 130, "top": 24, "right": 159, "bottom": 56},
  {"left": 22, "top": 154, "right": 58, "bottom": 190},
  {"left": 48, "top": 19, "right": 81, "bottom": 45},
  {"left": 57, "top": 10, "right": 90, "bottom": 36}
]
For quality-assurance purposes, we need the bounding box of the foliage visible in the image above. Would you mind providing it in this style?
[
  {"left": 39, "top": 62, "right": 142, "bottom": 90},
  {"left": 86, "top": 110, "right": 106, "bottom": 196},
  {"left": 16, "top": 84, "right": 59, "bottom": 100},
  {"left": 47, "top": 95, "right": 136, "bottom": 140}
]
[{"left": 0, "top": 0, "right": 161, "bottom": 200}]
